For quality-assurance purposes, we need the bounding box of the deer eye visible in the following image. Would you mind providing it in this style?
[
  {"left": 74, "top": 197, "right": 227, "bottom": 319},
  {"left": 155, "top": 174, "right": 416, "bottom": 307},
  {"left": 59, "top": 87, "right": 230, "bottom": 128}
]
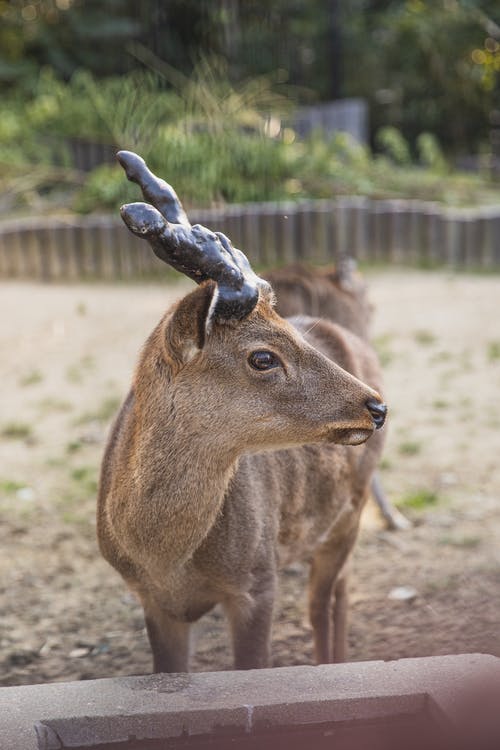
[{"left": 248, "top": 350, "right": 281, "bottom": 371}]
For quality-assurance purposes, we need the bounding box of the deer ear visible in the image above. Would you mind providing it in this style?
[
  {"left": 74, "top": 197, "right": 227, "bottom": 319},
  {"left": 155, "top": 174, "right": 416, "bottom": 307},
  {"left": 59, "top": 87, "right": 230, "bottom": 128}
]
[{"left": 164, "top": 282, "right": 216, "bottom": 367}]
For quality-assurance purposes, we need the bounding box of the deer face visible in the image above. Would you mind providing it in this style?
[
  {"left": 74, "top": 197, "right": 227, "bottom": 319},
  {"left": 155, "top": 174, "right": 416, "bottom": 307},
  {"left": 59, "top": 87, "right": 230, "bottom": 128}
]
[
  {"left": 117, "top": 150, "right": 385, "bottom": 457},
  {"left": 165, "top": 285, "right": 385, "bottom": 456}
]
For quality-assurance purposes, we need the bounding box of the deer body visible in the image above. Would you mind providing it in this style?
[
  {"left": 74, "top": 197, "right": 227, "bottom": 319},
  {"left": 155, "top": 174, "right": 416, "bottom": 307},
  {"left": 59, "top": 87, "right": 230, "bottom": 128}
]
[
  {"left": 266, "top": 263, "right": 410, "bottom": 532},
  {"left": 97, "top": 152, "right": 386, "bottom": 672}
]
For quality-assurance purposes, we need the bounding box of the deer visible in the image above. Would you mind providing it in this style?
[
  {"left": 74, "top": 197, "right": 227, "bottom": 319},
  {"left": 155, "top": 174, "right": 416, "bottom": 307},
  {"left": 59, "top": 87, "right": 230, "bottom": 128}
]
[
  {"left": 97, "top": 151, "right": 388, "bottom": 673},
  {"left": 264, "top": 263, "right": 410, "bottom": 531}
]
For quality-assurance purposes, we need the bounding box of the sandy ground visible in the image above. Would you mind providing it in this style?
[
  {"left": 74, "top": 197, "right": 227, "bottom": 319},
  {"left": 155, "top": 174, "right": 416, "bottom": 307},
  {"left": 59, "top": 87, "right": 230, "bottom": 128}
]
[{"left": 1, "top": 269, "right": 499, "bottom": 686}]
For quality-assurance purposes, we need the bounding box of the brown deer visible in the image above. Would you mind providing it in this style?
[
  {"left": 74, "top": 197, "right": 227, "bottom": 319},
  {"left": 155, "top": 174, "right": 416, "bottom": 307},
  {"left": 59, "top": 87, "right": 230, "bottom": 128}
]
[
  {"left": 97, "top": 151, "right": 387, "bottom": 672},
  {"left": 265, "top": 263, "right": 410, "bottom": 531}
]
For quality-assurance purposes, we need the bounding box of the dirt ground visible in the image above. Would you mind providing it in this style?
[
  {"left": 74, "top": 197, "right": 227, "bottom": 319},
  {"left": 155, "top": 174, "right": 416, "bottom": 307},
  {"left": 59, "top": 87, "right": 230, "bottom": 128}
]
[{"left": 1, "top": 269, "right": 499, "bottom": 687}]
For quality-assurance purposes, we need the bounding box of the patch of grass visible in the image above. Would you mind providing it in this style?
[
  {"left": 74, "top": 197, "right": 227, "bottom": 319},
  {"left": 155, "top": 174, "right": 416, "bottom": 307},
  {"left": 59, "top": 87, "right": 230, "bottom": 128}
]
[
  {"left": 0, "top": 479, "right": 25, "bottom": 495},
  {"left": 438, "top": 535, "right": 481, "bottom": 549},
  {"left": 430, "top": 350, "right": 453, "bottom": 364},
  {"left": 66, "top": 440, "right": 83, "bottom": 454},
  {"left": 76, "top": 302, "right": 87, "bottom": 316},
  {"left": 1, "top": 422, "right": 33, "bottom": 440},
  {"left": 413, "top": 329, "right": 436, "bottom": 346},
  {"left": 45, "top": 456, "right": 66, "bottom": 468},
  {"left": 35, "top": 397, "right": 73, "bottom": 413},
  {"left": 74, "top": 396, "right": 120, "bottom": 425},
  {"left": 66, "top": 355, "right": 95, "bottom": 384},
  {"left": 487, "top": 340, "right": 500, "bottom": 362},
  {"left": 19, "top": 369, "right": 43, "bottom": 387},
  {"left": 432, "top": 399, "right": 449, "bottom": 410},
  {"left": 373, "top": 334, "right": 395, "bottom": 367},
  {"left": 459, "top": 349, "right": 474, "bottom": 372},
  {"left": 379, "top": 457, "right": 392, "bottom": 471},
  {"left": 57, "top": 490, "right": 95, "bottom": 528},
  {"left": 398, "top": 489, "right": 439, "bottom": 510},
  {"left": 66, "top": 365, "right": 84, "bottom": 384},
  {"left": 70, "top": 465, "right": 98, "bottom": 496},
  {"left": 398, "top": 440, "right": 422, "bottom": 456}
]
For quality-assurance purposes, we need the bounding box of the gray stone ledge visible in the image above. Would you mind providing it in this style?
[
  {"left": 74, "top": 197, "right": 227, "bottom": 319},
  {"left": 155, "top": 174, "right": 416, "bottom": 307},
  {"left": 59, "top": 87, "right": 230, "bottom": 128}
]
[{"left": 0, "top": 654, "right": 498, "bottom": 750}]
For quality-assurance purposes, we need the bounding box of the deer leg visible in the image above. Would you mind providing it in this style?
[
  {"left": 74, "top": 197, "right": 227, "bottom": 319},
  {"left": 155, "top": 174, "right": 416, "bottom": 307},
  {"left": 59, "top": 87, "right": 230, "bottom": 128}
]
[
  {"left": 332, "top": 575, "right": 349, "bottom": 662},
  {"left": 226, "top": 572, "right": 276, "bottom": 670},
  {"left": 371, "top": 472, "right": 411, "bottom": 531},
  {"left": 309, "top": 511, "right": 360, "bottom": 664},
  {"left": 142, "top": 597, "right": 191, "bottom": 673},
  {"left": 308, "top": 560, "right": 334, "bottom": 664}
]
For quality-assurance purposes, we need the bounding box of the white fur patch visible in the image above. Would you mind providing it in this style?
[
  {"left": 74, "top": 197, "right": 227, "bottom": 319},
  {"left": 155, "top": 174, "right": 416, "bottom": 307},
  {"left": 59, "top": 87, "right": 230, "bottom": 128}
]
[
  {"left": 205, "top": 286, "right": 220, "bottom": 337},
  {"left": 183, "top": 341, "right": 200, "bottom": 362}
]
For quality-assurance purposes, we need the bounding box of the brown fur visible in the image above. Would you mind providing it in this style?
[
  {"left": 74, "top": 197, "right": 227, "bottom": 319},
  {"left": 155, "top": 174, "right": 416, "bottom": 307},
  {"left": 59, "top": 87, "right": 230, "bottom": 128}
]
[
  {"left": 97, "top": 280, "right": 385, "bottom": 671},
  {"left": 266, "top": 263, "right": 410, "bottom": 532},
  {"left": 265, "top": 262, "right": 372, "bottom": 339}
]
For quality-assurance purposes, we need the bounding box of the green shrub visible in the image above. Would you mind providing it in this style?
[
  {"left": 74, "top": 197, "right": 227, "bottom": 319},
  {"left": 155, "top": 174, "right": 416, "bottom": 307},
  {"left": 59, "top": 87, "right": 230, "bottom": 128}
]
[
  {"left": 375, "top": 126, "right": 411, "bottom": 165},
  {"left": 2, "top": 60, "right": 500, "bottom": 213}
]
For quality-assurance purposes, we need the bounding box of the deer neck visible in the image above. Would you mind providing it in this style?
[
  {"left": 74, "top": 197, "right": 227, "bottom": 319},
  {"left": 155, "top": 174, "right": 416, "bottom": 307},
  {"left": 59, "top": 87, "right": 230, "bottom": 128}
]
[{"left": 126, "top": 356, "right": 238, "bottom": 569}]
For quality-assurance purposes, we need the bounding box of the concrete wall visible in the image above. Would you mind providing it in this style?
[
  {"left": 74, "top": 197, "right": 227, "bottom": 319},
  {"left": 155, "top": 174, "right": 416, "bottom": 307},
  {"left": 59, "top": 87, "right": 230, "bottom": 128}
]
[{"left": 0, "top": 654, "right": 498, "bottom": 750}]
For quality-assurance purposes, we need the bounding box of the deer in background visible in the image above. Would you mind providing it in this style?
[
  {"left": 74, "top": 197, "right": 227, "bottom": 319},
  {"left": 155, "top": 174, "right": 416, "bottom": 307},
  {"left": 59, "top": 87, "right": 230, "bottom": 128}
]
[
  {"left": 97, "top": 151, "right": 387, "bottom": 672},
  {"left": 265, "top": 263, "right": 410, "bottom": 531}
]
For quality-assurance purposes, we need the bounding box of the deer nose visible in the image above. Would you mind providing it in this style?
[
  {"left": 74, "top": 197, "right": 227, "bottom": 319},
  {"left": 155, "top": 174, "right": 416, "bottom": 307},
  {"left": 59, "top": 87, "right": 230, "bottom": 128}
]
[{"left": 366, "top": 398, "right": 387, "bottom": 430}]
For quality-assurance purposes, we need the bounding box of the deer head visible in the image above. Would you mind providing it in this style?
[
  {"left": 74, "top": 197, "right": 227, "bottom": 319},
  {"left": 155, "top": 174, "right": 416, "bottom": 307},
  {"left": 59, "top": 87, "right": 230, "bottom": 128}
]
[{"left": 117, "top": 151, "right": 386, "bottom": 454}]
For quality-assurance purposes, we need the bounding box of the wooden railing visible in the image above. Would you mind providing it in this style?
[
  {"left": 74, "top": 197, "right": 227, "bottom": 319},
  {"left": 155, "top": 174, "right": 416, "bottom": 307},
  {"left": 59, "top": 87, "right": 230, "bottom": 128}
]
[{"left": 1, "top": 198, "right": 500, "bottom": 280}]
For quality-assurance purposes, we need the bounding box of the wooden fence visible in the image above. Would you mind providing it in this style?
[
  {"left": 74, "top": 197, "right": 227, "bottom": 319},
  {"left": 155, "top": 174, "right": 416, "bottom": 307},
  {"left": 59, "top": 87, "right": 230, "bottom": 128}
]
[{"left": 1, "top": 198, "right": 500, "bottom": 280}]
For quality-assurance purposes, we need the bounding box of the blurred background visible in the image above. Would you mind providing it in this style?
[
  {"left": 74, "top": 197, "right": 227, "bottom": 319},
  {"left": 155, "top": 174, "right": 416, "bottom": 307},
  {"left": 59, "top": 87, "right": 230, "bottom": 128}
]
[
  {"left": 0, "top": 0, "right": 499, "bottom": 215},
  {"left": 1, "top": 1, "right": 499, "bottom": 687}
]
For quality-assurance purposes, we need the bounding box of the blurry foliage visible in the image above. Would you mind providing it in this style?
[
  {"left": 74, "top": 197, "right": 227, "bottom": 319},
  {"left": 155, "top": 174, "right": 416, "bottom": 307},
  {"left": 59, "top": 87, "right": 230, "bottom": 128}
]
[
  {"left": 0, "top": 0, "right": 498, "bottom": 157},
  {"left": 1, "top": 59, "right": 499, "bottom": 214},
  {"left": 416, "top": 133, "right": 448, "bottom": 173},
  {"left": 343, "top": 0, "right": 499, "bottom": 155},
  {"left": 0, "top": 1, "right": 499, "bottom": 213},
  {"left": 0, "top": 0, "right": 140, "bottom": 90},
  {"left": 376, "top": 127, "right": 412, "bottom": 166}
]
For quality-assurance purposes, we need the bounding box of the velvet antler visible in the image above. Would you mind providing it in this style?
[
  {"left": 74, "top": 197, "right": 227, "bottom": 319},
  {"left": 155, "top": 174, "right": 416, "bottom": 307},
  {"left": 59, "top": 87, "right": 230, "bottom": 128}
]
[{"left": 117, "top": 151, "right": 270, "bottom": 321}]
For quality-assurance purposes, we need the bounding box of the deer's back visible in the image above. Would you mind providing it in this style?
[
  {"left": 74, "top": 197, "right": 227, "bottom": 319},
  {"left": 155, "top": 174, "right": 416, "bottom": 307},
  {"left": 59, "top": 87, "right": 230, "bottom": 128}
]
[{"left": 265, "top": 265, "right": 372, "bottom": 339}]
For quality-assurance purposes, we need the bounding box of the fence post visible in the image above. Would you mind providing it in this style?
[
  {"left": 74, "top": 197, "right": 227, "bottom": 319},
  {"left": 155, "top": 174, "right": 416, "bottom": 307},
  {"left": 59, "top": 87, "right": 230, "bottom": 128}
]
[
  {"left": 240, "top": 205, "right": 261, "bottom": 266},
  {"left": 481, "top": 209, "right": 500, "bottom": 268},
  {"left": 274, "top": 203, "right": 299, "bottom": 264},
  {"left": 258, "top": 203, "right": 279, "bottom": 266},
  {"left": 443, "top": 211, "right": 466, "bottom": 268},
  {"left": 5, "top": 225, "right": 24, "bottom": 277},
  {"left": 371, "top": 200, "right": 394, "bottom": 262},
  {"left": 411, "top": 202, "right": 441, "bottom": 267},
  {"left": 309, "top": 200, "right": 335, "bottom": 264},
  {"left": 225, "top": 205, "right": 245, "bottom": 252}
]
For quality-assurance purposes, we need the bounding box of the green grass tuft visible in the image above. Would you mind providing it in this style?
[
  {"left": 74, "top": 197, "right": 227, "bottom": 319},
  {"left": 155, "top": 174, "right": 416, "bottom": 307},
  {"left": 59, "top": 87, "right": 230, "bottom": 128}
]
[
  {"left": 413, "top": 329, "right": 436, "bottom": 346},
  {"left": 432, "top": 399, "right": 449, "bottom": 410},
  {"left": 0, "top": 479, "right": 25, "bottom": 495},
  {"left": 373, "top": 334, "right": 395, "bottom": 367},
  {"left": 439, "top": 535, "right": 481, "bottom": 548},
  {"left": 487, "top": 341, "right": 500, "bottom": 362},
  {"left": 19, "top": 369, "right": 44, "bottom": 387},
  {"left": 74, "top": 396, "right": 121, "bottom": 425},
  {"left": 1, "top": 422, "right": 33, "bottom": 440},
  {"left": 398, "top": 489, "right": 439, "bottom": 510},
  {"left": 398, "top": 440, "right": 422, "bottom": 456},
  {"left": 70, "top": 465, "right": 98, "bottom": 496}
]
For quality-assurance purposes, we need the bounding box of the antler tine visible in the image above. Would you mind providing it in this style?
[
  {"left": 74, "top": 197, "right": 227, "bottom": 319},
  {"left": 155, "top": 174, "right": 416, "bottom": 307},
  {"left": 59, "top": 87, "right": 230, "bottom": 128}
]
[
  {"left": 117, "top": 150, "right": 189, "bottom": 226},
  {"left": 118, "top": 151, "right": 270, "bottom": 321}
]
